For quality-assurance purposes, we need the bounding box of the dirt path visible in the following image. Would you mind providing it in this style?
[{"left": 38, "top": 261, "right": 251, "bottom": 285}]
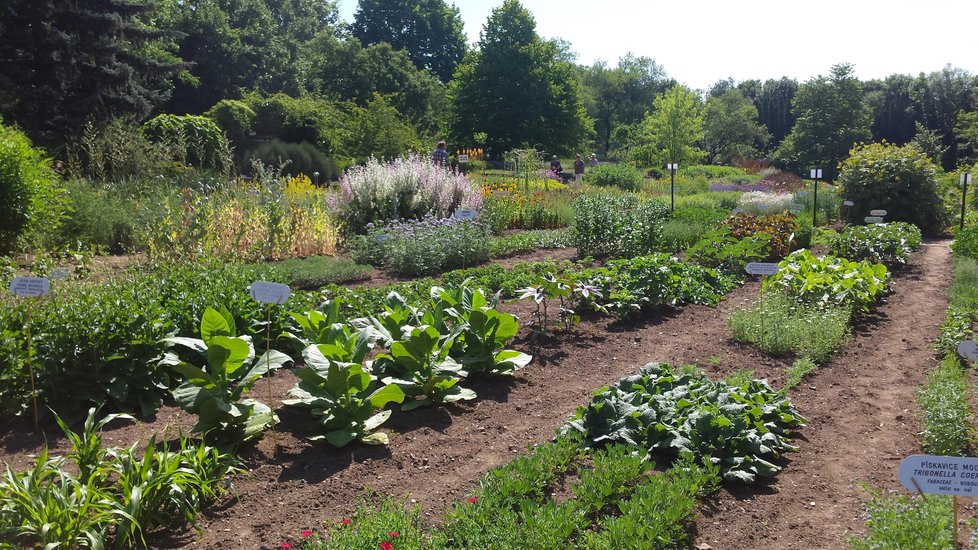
[{"left": 694, "top": 240, "right": 953, "bottom": 550}]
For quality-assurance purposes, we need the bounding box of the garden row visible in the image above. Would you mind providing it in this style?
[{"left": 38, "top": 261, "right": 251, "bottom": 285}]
[{"left": 273, "top": 222, "right": 924, "bottom": 548}]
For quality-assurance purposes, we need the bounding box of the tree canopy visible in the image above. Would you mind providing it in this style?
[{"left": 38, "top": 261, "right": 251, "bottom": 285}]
[
  {"left": 641, "top": 85, "right": 704, "bottom": 168},
  {"left": 448, "top": 0, "right": 590, "bottom": 156},
  {"left": 351, "top": 0, "right": 466, "bottom": 82},
  {"left": 701, "top": 89, "right": 768, "bottom": 165}
]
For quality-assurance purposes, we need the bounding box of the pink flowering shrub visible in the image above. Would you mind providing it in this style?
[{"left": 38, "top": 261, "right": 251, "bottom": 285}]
[{"left": 340, "top": 155, "right": 482, "bottom": 233}]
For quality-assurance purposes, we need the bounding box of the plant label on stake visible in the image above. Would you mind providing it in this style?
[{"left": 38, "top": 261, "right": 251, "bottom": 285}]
[
  {"left": 957, "top": 340, "right": 978, "bottom": 361},
  {"left": 454, "top": 209, "right": 478, "bottom": 220},
  {"left": 843, "top": 200, "right": 855, "bottom": 207},
  {"left": 9, "top": 276, "right": 50, "bottom": 297},
  {"left": 745, "top": 263, "right": 779, "bottom": 276},
  {"left": 373, "top": 233, "right": 389, "bottom": 243},
  {"left": 899, "top": 454, "right": 978, "bottom": 547},
  {"left": 251, "top": 280, "right": 291, "bottom": 445},
  {"left": 250, "top": 281, "right": 290, "bottom": 305},
  {"left": 864, "top": 216, "right": 884, "bottom": 224},
  {"left": 870, "top": 209, "right": 887, "bottom": 217},
  {"left": 457, "top": 154, "right": 469, "bottom": 164},
  {"left": 9, "top": 276, "right": 49, "bottom": 430}
]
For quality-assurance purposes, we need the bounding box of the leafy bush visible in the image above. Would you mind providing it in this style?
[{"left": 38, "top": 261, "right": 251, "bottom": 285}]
[
  {"left": 728, "top": 294, "right": 851, "bottom": 363},
  {"left": 340, "top": 155, "right": 482, "bottom": 233},
  {"left": 247, "top": 139, "right": 341, "bottom": 181},
  {"left": 572, "top": 193, "right": 668, "bottom": 258},
  {"left": 141, "top": 114, "right": 231, "bottom": 172},
  {"left": 350, "top": 217, "right": 492, "bottom": 277},
  {"left": 586, "top": 163, "right": 644, "bottom": 191},
  {"left": 839, "top": 142, "right": 948, "bottom": 234},
  {"left": 830, "top": 222, "right": 923, "bottom": 264},
  {"left": 763, "top": 249, "right": 890, "bottom": 313},
  {"left": 60, "top": 179, "right": 141, "bottom": 253},
  {"left": 952, "top": 226, "right": 978, "bottom": 259},
  {"left": 566, "top": 362, "right": 806, "bottom": 483},
  {"left": 686, "top": 228, "right": 772, "bottom": 273},
  {"left": 478, "top": 182, "right": 573, "bottom": 233},
  {"left": 720, "top": 213, "right": 798, "bottom": 259},
  {"left": 918, "top": 356, "right": 975, "bottom": 456},
  {"left": 0, "top": 117, "right": 67, "bottom": 253}
]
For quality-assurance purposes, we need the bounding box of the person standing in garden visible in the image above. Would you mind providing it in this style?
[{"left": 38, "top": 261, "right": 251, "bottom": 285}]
[
  {"left": 574, "top": 153, "right": 585, "bottom": 184},
  {"left": 588, "top": 153, "right": 599, "bottom": 168},
  {"left": 433, "top": 141, "right": 449, "bottom": 166}
]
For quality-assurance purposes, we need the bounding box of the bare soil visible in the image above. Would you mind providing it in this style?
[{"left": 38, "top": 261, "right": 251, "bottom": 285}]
[{"left": 0, "top": 241, "right": 953, "bottom": 549}]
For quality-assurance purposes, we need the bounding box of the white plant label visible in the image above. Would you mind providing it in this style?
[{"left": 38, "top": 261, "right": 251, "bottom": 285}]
[
  {"left": 9, "top": 277, "right": 50, "bottom": 298},
  {"left": 899, "top": 455, "right": 978, "bottom": 496},
  {"left": 843, "top": 200, "right": 855, "bottom": 207},
  {"left": 458, "top": 154, "right": 469, "bottom": 163},
  {"left": 870, "top": 209, "right": 887, "bottom": 217},
  {"left": 745, "top": 262, "right": 779, "bottom": 276},
  {"left": 732, "top": 208, "right": 744, "bottom": 214},
  {"left": 250, "top": 281, "right": 291, "bottom": 305},
  {"left": 454, "top": 209, "right": 478, "bottom": 220},
  {"left": 666, "top": 163, "right": 678, "bottom": 170},
  {"left": 962, "top": 173, "right": 973, "bottom": 185},
  {"left": 810, "top": 169, "right": 822, "bottom": 179},
  {"left": 492, "top": 190, "right": 511, "bottom": 197},
  {"left": 864, "top": 216, "right": 884, "bottom": 224},
  {"left": 373, "top": 233, "right": 389, "bottom": 243},
  {"left": 957, "top": 340, "right": 978, "bottom": 361}
]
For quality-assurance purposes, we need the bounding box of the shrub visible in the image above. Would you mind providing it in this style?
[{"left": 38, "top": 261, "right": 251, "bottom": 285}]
[
  {"left": 839, "top": 142, "right": 948, "bottom": 234},
  {"left": 830, "top": 222, "right": 923, "bottom": 264},
  {"left": 205, "top": 99, "right": 256, "bottom": 144},
  {"left": 246, "top": 139, "right": 340, "bottom": 181},
  {"left": 586, "top": 163, "right": 644, "bottom": 191},
  {"left": 952, "top": 226, "right": 978, "bottom": 259},
  {"left": 60, "top": 179, "right": 141, "bottom": 253},
  {"left": 0, "top": 117, "right": 66, "bottom": 253},
  {"left": 572, "top": 193, "right": 668, "bottom": 258},
  {"left": 141, "top": 114, "right": 231, "bottom": 172},
  {"left": 340, "top": 155, "right": 482, "bottom": 233}
]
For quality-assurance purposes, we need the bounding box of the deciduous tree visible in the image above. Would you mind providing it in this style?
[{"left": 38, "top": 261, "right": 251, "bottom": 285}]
[{"left": 641, "top": 85, "right": 704, "bottom": 168}]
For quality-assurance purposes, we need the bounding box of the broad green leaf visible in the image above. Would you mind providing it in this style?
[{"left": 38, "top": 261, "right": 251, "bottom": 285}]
[{"left": 200, "top": 307, "right": 232, "bottom": 344}]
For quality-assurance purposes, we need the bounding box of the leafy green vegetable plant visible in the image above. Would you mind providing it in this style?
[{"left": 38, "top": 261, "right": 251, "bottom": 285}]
[
  {"left": 373, "top": 325, "right": 476, "bottom": 410},
  {"left": 763, "top": 249, "right": 890, "bottom": 313},
  {"left": 283, "top": 344, "right": 405, "bottom": 446},
  {"left": 829, "top": 222, "right": 922, "bottom": 264},
  {"left": 567, "top": 362, "right": 806, "bottom": 483},
  {"left": 162, "top": 306, "right": 291, "bottom": 445}
]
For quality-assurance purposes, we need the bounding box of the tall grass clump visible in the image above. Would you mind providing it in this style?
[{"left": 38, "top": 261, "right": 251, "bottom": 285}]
[
  {"left": 918, "top": 355, "right": 975, "bottom": 456},
  {"left": 728, "top": 294, "right": 850, "bottom": 363},
  {"left": 340, "top": 155, "right": 482, "bottom": 233}
]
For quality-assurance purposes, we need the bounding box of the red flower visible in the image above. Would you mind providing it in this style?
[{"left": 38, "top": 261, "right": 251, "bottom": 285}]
[
  {"left": 301, "top": 530, "right": 313, "bottom": 538},
  {"left": 279, "top": 544, "right": 293, "bottom": 549},
  {"left": 389, "top": 531, "right": 400, "bottom": 537},
  {"left": 467, "top": 497, "right": 478, "bottom": 504},
  {"left": 341, "top": 519, "right": 351, "bottom": 526},
  {"left": 380, "top": 543, "right": 394, "bottom": 550}
]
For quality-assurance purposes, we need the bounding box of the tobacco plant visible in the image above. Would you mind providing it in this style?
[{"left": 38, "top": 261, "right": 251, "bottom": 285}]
[
  {"left": 763, "top": 249, "right": 890, "bottom": 313},
  {"left": 282, "top": 344, "right": 405, "bottom": 447},
  {"left": 162, "top": 306, "right": 291, "bottom": 445},
  {"left": 373, "top": 325, "right": 476, "bottom": 410}
]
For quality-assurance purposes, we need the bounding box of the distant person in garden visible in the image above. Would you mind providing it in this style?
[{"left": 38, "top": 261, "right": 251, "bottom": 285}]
[
  {"left": 550, "top": 155, "right": 563, "bottom": 175},
  {"left": 433, "top": 141, "right": 449, "bottom": 166},
  {"left": 588, "top": 153, "right": 599, "bottom": 168},
  {"left": 574, "top": 154, "right": 585, "bottom": 184}
]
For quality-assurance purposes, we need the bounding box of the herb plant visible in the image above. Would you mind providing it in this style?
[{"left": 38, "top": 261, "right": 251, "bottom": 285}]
[
  {"left": 763, "top": 249, "right": 890, "bottom": 313},
  {"left": 830, "top": 222, "right": 922, "bottom": 264}
]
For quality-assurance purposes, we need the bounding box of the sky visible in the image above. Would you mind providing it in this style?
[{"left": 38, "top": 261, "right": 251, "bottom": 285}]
[{"left": 337, "top": 0, "right": 978, "bottom": 90}]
